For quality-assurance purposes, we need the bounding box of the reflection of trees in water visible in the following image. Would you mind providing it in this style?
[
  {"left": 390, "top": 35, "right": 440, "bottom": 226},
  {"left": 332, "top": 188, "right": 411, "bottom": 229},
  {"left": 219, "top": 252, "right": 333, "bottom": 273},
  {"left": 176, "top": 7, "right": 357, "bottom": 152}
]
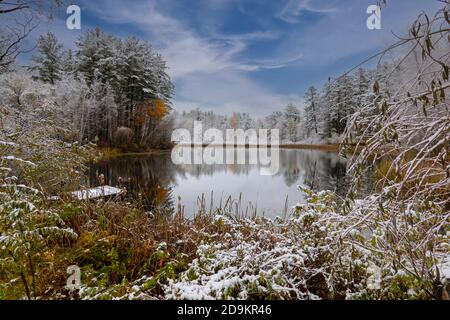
[
  {"left": 279, "top": 150, "right": 350, "bottom": 198},
  {"left": 302, "top": 151, "right": 349, "bottom": 198},
  {"left": 88, "top": 149, "right": 370, "bottom": 212},
  {"left": 179, "top": 163, "right": 252, "bottom": 178},
  {"left": 177, "top": 148, "right": 256, "bottom": 178},
  {"left": 298, "top": 151, "right": 374, "bottom": 200},
  {"left": 89, "top": 153, "right": 180, "bottom": 211},
  {"left": 279, "top": 150, "right": 302, "bottom": 187}
]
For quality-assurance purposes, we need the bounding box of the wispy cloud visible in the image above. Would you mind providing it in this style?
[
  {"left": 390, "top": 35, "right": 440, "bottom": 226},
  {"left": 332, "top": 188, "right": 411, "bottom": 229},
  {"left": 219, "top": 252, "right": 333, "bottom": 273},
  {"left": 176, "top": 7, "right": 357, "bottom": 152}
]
[
  {"left": 83, "top": 0, "right": 271, "bottom": 78},
  {"left": 236, "top": 53, "right": 304, "bottom": 72},
  {"left": 17, "top": 0, "right": 442, "bottom": 116},
  {"left": 81, "top": 0, "right": 299, "bottom": 115},
  {"left": 275, "top": 0, "right": 444, "bottom": 68},
  {"left": 173, "top": 71, "right": 300, "bottom": 115},
  {"left": 277, "top": 0, "right": 337, "bottom": 24}
]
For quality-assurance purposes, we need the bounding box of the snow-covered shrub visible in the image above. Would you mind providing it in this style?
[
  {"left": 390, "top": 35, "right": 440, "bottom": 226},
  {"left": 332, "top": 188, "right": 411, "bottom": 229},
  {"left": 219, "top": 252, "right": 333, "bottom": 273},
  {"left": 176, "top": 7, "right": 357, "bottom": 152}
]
[
  {"left": 164, "top": 188, "right": 446, "bottom": 300},
  {"left": 0, "top": 153, "right": 78, "bottom": 299},
  {"left": 0, "top": 72, "right": 93, "bottom": 299},
  {"left": 342, "top": 5, "right": 449, "bottom": 299},
  {"left": 0, "top": 72, "right": 96, "bottom": 194},
  {"left": 114, "top": 127, "right": 134, "bottom": 148}
]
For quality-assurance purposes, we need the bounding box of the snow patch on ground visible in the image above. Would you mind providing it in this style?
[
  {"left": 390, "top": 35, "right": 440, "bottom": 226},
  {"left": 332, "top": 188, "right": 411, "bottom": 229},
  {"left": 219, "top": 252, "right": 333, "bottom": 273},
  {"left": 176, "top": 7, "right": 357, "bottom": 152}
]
[
  {"left": 71, "top": 186, "right": 125, "bottom": 200},
  {"left": 439, "top": 253, "right": 450, "bottom": 280}
]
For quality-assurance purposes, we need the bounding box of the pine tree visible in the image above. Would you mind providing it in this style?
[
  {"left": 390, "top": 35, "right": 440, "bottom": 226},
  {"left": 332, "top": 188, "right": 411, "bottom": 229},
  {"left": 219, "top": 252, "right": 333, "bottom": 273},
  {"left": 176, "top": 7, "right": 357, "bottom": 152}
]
[
  {"left": 304, "top": 86, "right": 319, "bottom": 138},
  {"left": 61, "top": 49, "right": 76, "bottom": 75},
  {"left": 319, "top": 79, "right": 333, "bottom": 139},
  {"left": 239, "top": 112, "right": 253, "bottom": 130},
  {"left": 350, "top": 68, "right": 373, "bottom": 138},
  {"left": 284, "top": 104, "right": 300, "bottom": 142},
  {"left": 328, "top": 74, "right": 355, "bottom": 135},
  {"left": 264, "top": 111, "right": 284, "bottom": 140},
  {"left": 75, "top": 28, "right": 173, "bottom": 146},
  {"left": 32, "top": 32, "right": 63, "bottom": 84},
  {"left": 76, "top": 28, "right": 117, "bottom": 87}
]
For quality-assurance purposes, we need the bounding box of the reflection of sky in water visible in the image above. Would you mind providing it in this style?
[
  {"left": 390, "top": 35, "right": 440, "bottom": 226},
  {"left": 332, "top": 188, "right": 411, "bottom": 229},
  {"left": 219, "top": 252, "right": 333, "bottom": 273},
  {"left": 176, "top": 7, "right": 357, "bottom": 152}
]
[
  {"left": 90, "top": 149, "right": 358, "bottom": 219},
  {"left": 171, "top": 165, "right": 304, "bottom": 218}
]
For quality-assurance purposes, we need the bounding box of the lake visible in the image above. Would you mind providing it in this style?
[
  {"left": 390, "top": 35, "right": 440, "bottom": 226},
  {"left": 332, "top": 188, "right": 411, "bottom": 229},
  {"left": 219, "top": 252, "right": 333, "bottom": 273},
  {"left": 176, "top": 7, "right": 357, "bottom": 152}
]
[{"left": 89, "top": 148, "right": 368, "bottom": 219}]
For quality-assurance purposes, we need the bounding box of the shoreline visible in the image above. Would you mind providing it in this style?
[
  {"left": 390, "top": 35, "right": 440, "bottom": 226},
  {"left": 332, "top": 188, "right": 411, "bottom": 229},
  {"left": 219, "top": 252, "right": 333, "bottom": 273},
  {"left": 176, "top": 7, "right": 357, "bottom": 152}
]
[
  {"left": 100, "top": 143, "right": 342, "bottom": 158},
  {"left": 174, "top": 143, "right": 341, "bottom": 150},
  {"left": 279, "top": 143, "right": 340, "bottom": 151}
]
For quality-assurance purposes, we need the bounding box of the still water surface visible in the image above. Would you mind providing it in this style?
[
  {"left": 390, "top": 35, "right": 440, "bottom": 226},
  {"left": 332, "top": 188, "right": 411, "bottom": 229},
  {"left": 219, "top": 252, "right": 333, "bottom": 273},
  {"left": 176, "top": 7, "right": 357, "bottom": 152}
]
[{"left": 89, "top": 148, "right": 364, "bottom": 218}]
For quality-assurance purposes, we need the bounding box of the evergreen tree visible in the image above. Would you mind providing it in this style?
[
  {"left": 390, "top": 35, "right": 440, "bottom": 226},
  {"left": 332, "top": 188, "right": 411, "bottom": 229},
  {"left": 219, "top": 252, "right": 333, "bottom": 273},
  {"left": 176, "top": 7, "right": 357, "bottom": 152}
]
[
  {"left": 328, "top": 74, "right": 355, "bottom": 135},
  {"left": 74, "top": 28, "right": 173, "bottom": 146},
  {"left": 32, "top": 32, "right": 63, "bottom": 84},
  {"left": 304, "top": 86, "right": 319, "bottom": 138},
  {"left": 239, "top": 112, "right": 253, "bottom": 130},
  {"left": 284, "top": 104, "right": 301, "bottom": 142},
  {"left": 76, "top": 28, "right": 118, "bottom": 87},
  {"left": 61, "top": 49, "right": 76, "bottom": 75},
  {"left": 319, "top": 79, "right": 333, "bottom": 139}
]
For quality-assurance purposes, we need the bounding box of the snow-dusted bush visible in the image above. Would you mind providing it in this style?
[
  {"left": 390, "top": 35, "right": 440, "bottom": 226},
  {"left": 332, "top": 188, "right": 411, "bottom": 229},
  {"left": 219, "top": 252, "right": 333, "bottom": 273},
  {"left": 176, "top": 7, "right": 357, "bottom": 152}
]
[
  {"left": 0, "top": 71, "right": 95, "bottom": 299},
  {"left": 164, "top": 188, "right": 446, "bottom": 300},
  {"left": 114, "top": 127, "right": 134, "bottom": 147},
  {"left": 341, "top": 5, "right": 449, "bottom": 299},
  {"left": 0, "top": 139, "right": 80, "bottom": 299}
]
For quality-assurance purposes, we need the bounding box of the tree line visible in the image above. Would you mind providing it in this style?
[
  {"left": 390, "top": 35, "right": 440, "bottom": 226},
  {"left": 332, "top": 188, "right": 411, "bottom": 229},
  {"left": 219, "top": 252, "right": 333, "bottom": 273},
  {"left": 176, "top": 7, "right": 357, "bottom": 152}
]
[
  {"left": 28, "top": 29, "right": 174, "bottom": 150},
  {"left": 173, "top": 66, "right": 380, "bottom": 145}
]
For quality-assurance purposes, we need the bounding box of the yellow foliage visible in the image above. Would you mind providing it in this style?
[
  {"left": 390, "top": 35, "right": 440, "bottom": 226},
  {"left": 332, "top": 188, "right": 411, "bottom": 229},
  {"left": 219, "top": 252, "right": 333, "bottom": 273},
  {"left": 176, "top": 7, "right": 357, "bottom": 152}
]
[
  {"left": 229, "top": 112, "right": 238, "bottom": 129},
  {"left": 147, "top": 99, "right": 169, "bottom": 121}
]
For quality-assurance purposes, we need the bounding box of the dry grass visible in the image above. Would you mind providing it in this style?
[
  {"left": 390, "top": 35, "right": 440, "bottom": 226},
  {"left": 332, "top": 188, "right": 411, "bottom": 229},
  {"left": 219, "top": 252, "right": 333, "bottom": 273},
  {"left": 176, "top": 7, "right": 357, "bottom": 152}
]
[
  {"left": 36, "top": 197, "right": 233, "bottom": 299},
  {"left": 374, "top": 151, "right": 450, "bottom": 201}
]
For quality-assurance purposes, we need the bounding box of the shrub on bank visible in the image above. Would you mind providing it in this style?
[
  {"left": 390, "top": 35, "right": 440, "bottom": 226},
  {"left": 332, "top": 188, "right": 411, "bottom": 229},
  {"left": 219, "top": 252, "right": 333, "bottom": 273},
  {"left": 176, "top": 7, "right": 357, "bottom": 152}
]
[{"left": 164, "top": 188, "right": 448, "bottom": 300}]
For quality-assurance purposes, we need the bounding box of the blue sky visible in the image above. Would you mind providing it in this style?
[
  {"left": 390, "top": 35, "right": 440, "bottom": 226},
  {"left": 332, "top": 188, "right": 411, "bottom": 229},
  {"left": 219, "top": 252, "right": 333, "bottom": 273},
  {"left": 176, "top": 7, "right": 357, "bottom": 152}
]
[{"left": 19, "top": 0, "right": 443, "bottom": 116}]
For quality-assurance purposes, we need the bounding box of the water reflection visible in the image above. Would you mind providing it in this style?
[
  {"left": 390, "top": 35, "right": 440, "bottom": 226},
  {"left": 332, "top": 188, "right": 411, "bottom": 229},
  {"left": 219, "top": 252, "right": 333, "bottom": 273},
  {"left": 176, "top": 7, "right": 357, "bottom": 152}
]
[{"left": 89, "top": 148, "right": 360, "bottom": 218}]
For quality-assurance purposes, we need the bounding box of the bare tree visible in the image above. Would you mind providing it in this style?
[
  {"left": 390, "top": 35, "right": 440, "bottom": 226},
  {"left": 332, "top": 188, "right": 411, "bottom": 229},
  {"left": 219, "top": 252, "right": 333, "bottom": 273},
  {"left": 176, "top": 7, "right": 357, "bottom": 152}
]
[
  {"left": 0, "top": 0, "right": 64, "bottom": 72},
  {"left": 341, "top": 2, "right": 450, "bottom": 298}
]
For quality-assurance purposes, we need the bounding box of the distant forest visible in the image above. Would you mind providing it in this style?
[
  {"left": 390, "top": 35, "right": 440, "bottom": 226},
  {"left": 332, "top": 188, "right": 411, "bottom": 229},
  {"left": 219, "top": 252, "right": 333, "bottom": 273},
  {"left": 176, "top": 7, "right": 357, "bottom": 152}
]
[{"left": 172, "top": 59, "right": 429, "bottom": 145}]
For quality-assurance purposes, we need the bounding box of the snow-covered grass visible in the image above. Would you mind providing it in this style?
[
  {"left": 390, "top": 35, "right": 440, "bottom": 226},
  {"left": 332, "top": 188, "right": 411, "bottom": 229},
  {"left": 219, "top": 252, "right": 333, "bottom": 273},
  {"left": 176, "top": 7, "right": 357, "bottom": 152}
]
[
  {"left": 1, "top": 108, "right": 447, "bottom": 300},
  {"left": 71, "top": 188, "right": 448, "bottom": 301},
  {"left": 162, "top": 189, "right": 448, "bottom": 300}
]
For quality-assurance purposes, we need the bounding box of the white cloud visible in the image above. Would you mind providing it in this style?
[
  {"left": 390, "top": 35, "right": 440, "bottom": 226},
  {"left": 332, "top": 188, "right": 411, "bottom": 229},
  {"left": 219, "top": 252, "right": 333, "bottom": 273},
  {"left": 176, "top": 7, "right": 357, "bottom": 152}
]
[
  {"left": 174, "top": 71, "right": 300, "bottom": 116},
  {"left": 236, "top": 53, "right": 304, "bottom": 72},
  {"left": 82, "top": 0, "right": 297, "bottom": 115},
  {"left": 277, "top": 0, "right": 337, "bottom": 24},
  {"left": 83, "top": 0, "right": 234, "bottom": 78},
  {"left": 276, "top": 0, "right": 444, "bottom": 67}
]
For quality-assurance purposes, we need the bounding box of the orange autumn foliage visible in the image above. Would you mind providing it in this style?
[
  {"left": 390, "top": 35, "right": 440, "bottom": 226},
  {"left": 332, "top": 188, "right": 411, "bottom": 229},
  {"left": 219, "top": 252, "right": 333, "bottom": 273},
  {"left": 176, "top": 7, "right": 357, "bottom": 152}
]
[
  {"left": 147, "top": 99, "right": 169, "bottom": 121},
  {"left": 132, "top": 99, "right": 169, "bottom": 126}
]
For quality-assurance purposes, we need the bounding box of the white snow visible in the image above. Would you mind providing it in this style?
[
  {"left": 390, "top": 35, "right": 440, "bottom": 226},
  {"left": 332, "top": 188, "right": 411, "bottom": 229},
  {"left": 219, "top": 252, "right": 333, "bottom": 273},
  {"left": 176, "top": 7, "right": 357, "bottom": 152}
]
[
  {"left": 0, "top": 141, "right": 18, "bottom": 146},
  {"left": 48, "top": 186, "right": 125, "bottom": 201},
  {"left": 70, "top": 186, "right": 125, "bottom": 200},
  {"left": 439, "top": 254, "right": 450, "bottom": 280},
  {"left": 1, "top": 156, "right": 37, "bottom": 167}
]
